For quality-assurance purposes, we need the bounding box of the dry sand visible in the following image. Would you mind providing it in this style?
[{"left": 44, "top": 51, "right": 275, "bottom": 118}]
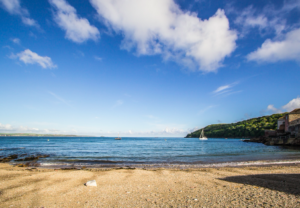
[{"left": 1, "top": 163, "right": 300, "bottom": 207}]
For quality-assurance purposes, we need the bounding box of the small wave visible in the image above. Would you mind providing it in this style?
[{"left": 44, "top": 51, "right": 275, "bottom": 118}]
[
  {"left": 0, "top": 147, "right": 25, "bottom": 151},
  {"left": 37, "top": 159, "right": 300, "bottom": 169}
]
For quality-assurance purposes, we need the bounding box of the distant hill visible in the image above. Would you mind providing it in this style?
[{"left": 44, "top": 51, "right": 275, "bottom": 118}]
[
  {"left": 185, "top": 113, "right": 287, "bottom": 138},
  {"left": 0, "top": 133, "right": 92, "bottom": 137}
]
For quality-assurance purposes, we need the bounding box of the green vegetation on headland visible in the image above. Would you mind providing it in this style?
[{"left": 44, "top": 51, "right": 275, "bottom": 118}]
[
  {"left": 185, "top": 113, "right": 287, "bottom": 138},
  {"left": 0, "top": 133, "right": 91, "bottom": 137}
]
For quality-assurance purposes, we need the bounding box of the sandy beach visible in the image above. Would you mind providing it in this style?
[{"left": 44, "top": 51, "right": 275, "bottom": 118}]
[{"left": 0, "top": 163, "right": 300, "bottom": 207}]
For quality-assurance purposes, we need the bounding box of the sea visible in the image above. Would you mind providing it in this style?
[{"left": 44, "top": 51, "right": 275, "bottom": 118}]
[{"left": 1, "top": 137, "right": 300, "bottom": 169}]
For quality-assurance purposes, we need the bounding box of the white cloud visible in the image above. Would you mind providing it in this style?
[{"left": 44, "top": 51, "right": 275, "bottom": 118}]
[
  {"left": 3, "top": 45, "right": 13, "bottom": 50},
  {"left": 11, "top": 38, "right": 20, "bottom": 44},
  {"left": 0, "top": 122, "right": 39, "bottom": 132},
  {"left": 0, "top": 121, "right": 188, "bottom": 136},
  {"left": 267, "top": 97, "right": 300, "bottom": 113},
  {"left": 0, "top": 0, "right": 25, "bottom": 15},
  {"left": 0, "top": 123, "right": 13, "bottom": 130},
  {"left": 247, "top": 28, "right": 300, "bottom": 63},
  {"left": 212, "top": 82, "right": 239, "bottom": 96},
  {"left": 21, "top": 16, "right": 38, "bottom": 27},
  {"left": 0, "top": 122, "right": 64, "bottom": 134},
  {"left": 282, "top": 97, "right": 300, "bottom": 112},
  {"left": 90, "top": 0, "right": 237, "bottom": 72},
  {"left": 12, "top": 49, "right": 56, "bottom": 69},
  {"left": 0, "top": 0, "right": 39, "bottom": 27},
  {"left": 162, "top": 127, "right": 186, "bottom": 134},
  {"left": 235, "top": 6, "right": 268, "bottom": 30},
  {"left": 267, "top": 105, "right": 282, "bottom": 113},
  {"left": 49, "top": 0, "right": 100, "bottom": 43},
  {"left": 233, "top": 6, "right": 285, "bottom": 37},
  {"left": 213, "top": 85, "right": 231, "bottom": 93},
  {"left": 187, "top": 127, "right": 200, "bottom": 133},
  {"left": 282, "top": 0, "right": 300, "bottom": 11},
  {"left": 233, "top": 1, "right": 300, "bottom": 63},
  {"left": 232, "top": 0, "right": 300, "bottom": 38}
]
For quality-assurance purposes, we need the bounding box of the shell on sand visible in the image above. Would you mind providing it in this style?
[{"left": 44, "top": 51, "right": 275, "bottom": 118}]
[{"left": 85, "top": 180, "right": 97, "bottom": 187}]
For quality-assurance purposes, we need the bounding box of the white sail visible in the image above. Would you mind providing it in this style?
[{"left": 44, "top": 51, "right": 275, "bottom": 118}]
[{"left": 199, "top": 129, "right": 208, "bottom": 140}]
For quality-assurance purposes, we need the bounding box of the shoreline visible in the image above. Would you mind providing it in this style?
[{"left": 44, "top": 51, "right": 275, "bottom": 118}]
[{"left": 10, "top": 158, "right": 300, "bottom": 170}]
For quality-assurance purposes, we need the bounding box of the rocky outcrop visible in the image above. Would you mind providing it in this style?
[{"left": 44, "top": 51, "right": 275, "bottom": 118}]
[
  {"left": 245, "top": 136, "right": 300, "bottom": 146},
  {"left": 1, "top": 154, "right": 50, "bottom": 163},
  {"left": 0, "top": 154, "right": 18, "bottom": 163},
  {"left": 15, "top": 155, "right": 50, "bottom": 161}
]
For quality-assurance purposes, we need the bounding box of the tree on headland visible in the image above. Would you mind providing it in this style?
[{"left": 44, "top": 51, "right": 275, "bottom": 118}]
[{"left": 185, "top": 113, "right": 287, "bottom": 138}]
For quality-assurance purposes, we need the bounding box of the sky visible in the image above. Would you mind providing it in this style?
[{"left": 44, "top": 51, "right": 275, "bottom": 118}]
[{"left": 0, "top": 0, "right": 300, "bottom": 137}]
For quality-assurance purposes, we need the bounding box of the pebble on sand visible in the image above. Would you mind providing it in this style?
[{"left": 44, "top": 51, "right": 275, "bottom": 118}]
[{"left": 85, "top": 180, "right": 97, "bottom": 187}]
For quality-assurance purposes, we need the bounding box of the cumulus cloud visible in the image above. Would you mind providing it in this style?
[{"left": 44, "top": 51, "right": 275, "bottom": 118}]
[
  {"left": 267, "top": 105, "right": 282, "bottom": 113},
  {"left": 90, "top": 0, "right": 237, "bottom": 72},
  {"left": 247, "top": 28, "right": 300, "bottom": 62},
  {"left": 0, "top": 0, "right": 39, "bottom": 27},
  {"left": 49, "top": 0, "right": 100, "bottom": 43},
  {"left": 267, "top": 97, "right": 300, "bottom": 113},
  {"left": 11, "top": 49, "right": 56, "bottom": 69},
  {"left": 232, "top": 1, "right": 300, "bottom": 63},
  {"left": 282, "top": 97, "right": 300, "bottom": 112}
]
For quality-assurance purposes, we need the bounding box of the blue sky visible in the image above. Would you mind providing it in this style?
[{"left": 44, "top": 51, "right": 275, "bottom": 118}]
[{"left": 0, "top": 0, "right": 300, "bottom": 137}]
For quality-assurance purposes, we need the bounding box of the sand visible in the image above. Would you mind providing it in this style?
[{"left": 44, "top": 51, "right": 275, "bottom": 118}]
[{"left": 1, "top": 163, "right": 300, "bottom": 207}]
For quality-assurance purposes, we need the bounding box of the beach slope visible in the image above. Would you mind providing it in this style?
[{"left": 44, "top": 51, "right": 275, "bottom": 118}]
[{"left": 1, "top": 164, "right": 300, "bottom": 207}]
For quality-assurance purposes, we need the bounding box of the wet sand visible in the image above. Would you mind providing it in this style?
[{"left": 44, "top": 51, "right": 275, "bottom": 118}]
[{"left": 1, "top": 163, "right": 300, "bottom": 207}]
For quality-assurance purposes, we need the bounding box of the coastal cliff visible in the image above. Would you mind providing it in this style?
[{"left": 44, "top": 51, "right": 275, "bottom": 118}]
[{"left": 185, "top": 113, "right": 287, "bottom": 138}]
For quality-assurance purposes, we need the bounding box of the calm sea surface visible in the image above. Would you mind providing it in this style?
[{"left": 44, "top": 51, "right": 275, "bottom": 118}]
[{"left": 1, "top": 137, "right": 300, "bottom": 167}]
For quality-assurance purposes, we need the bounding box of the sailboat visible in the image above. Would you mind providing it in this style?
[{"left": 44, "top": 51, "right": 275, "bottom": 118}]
[
  {"left": 115, "top": 133, "right": 121, "bottom": 140},
  {"left": 199, "top": 129, "right": 208, "bottom": 140}
]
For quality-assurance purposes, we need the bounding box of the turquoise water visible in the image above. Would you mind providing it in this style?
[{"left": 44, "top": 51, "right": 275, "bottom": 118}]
[{"left": 1, "top": 137, "right": 300, "bottom": 167}]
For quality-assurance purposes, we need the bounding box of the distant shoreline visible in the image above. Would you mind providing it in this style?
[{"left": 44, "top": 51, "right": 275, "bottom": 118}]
[{"left": 0, "top": 133, "right": 94, "bottom": 137}]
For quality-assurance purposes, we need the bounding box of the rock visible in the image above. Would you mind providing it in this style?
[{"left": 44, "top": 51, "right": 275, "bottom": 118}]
[
  {"left": 85, "top": 180, "right": 97, "bottom": 187},
  {"left": 37, "top": 154, "right": 50, "bottom": 158},
  {"left": 15, "top": 155, "right": 49, "bottom": 162},
  {"left": 8, "top": 154, "right": 18, "bottom": 159},
  {"left": 0, "top": 154, "right": 19, "bottom": 163},
  {"left": 15, "top": 156, "right": 39, "bottom": 161}
]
